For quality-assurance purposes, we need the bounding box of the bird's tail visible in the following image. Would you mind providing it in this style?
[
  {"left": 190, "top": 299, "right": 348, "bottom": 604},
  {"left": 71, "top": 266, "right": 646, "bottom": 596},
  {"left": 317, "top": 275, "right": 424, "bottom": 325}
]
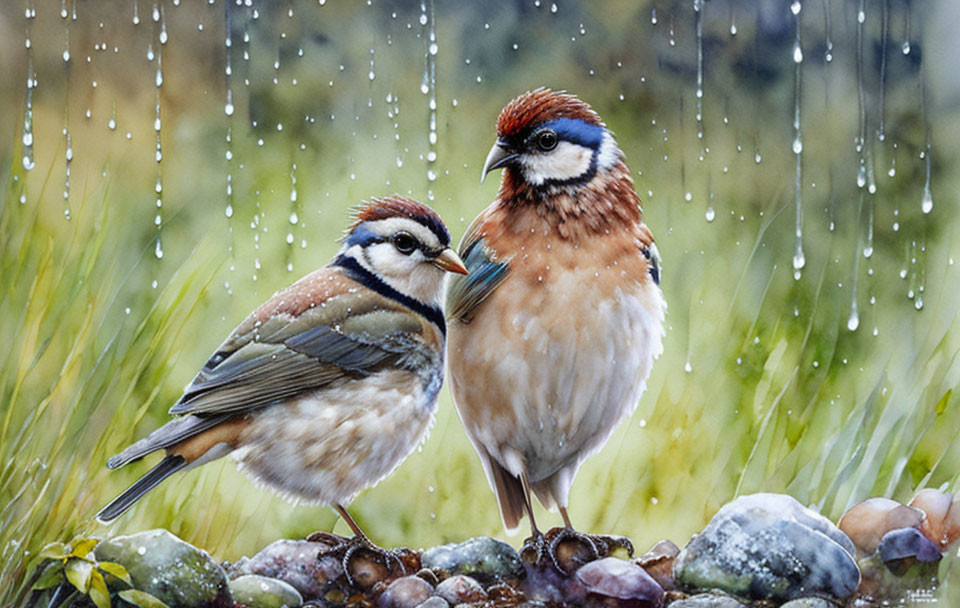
[
  {"left": 96, "top": 455, "right": 187, "bottom": 523},
  {"left": 478, "top": 450, "right": 527, "bottom": 534}
]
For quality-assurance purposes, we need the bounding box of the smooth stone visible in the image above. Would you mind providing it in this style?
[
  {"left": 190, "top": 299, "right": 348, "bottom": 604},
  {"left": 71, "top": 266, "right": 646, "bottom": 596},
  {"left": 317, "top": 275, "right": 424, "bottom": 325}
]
[
  {"left": 838, "top": 498, "right": 924, "bottom": 556},
  {"left": 878, "top": 528, "right": 942, "bottom": 576},
  {"left": 377, "top": 575, "right": 435, "bottom": 608},
  {"left": 229, "top": 574, "right": 302, "bottom": 608},
  {"left": 94, "top": 529, "right": 231, "bottom": 608},
  {"left": 435, "top": 575, "right": 486, "bottom": 604},
  {"left": 575, "top": 557, "right": 664, "bottom": 608},
  {"left": 414, "top": 598, "right": 449, "bottom": 608},
  {"left": 637, "top": 539, "right": 680, "bottom": 591},
  {"left": 228, "top": 539, "right": 339, "bottom": 599},
  {"left": 781, "top": 599, "right": 838, "bottom": 608},
  {"left": 421, "top": 537, "right": 524, "bottom": 583},
  {"left": 910, "top": 489, "right": 960, "bottom": 549},
  {"left": 673, "top": 493, "right": 860, "bottom": 604},
  {"left": 668, "top": 592, "right": 749, "bottom": 607}
]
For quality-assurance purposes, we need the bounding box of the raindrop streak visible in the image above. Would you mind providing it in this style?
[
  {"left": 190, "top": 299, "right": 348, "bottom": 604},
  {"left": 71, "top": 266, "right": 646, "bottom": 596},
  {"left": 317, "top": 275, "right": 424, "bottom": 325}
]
[
  {"left": 877, "top": 0, "right": 888, "bottom": 142},
  {"left": 422, "top": 0, "right": 438, "bottom": 199},
  {"left": 791, "top": 0, "right": 805, "bottom": 280},
  {"left": 61, "top": 1, "right": 72, "bottom": 219},
  {"left": 694, "top": 0, "right": 704, "bottom": 145},
  {"left": 822, "top": 0, "right": 833, "bottom": 62},
  {"left": 286, "top": 164, "right": 300, "bottom": 272},
  {"left": 224, "top": 0, "right": 235, "bottom": 261},
  {"left": 848, "top": 193, "right": 865, "bottom": 332},
  {"left": 153, "top": 2, "right": 164, "bottom": 260},
  {"left": 22, "top": 2, "right": 37, "bottom": 174}
]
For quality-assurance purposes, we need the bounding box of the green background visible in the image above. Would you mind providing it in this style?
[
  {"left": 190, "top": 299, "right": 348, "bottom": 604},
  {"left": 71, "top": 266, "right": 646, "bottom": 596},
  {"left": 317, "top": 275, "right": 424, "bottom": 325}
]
[{"left": 2, "top": 0, "right": 960, "bottom": 601}]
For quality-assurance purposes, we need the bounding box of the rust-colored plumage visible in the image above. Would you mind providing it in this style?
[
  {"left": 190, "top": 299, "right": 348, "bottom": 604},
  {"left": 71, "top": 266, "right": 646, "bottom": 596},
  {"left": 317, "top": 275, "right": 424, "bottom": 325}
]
[
  {"left": 348, "top": 195, "right": 451, "bottom": 245},
  {"left": 496, "top": 87, "right": 603, "bottom": 140}
]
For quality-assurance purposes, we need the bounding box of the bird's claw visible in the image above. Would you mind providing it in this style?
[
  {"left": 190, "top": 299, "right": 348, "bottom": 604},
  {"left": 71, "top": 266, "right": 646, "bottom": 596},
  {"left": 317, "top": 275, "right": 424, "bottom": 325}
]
[
  {"left": 310, "top": 532, "right": 417, "bottom": 588},
  {"left": 529, "top": 527, "right": 635, "bottom": 574},
  {"left": 519, "top": 531, "right": 550, "bottom": 566}
]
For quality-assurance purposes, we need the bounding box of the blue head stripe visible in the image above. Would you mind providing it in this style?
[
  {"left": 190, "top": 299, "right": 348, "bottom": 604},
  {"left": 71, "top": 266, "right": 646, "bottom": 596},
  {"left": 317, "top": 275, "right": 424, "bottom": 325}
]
[
  {"left": 345, "top": 223, "right": 383, "bottom": 248},
  {"left": 540, "top": 118, "right": 605, "bottom": 149}
]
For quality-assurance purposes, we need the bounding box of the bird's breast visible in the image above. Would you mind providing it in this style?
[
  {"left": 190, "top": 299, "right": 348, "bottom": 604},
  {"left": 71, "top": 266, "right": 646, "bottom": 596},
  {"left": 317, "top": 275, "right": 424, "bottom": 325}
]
[{"left": 447, "top": 227, "right": 665, "bottom": 481}]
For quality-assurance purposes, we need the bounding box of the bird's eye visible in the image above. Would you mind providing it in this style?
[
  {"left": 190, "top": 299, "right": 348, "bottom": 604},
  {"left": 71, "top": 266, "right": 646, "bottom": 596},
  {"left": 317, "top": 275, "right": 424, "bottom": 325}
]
[
  {"left": 392, "top": 232, "right": 418, "bottom": 255},
  {"left": 535, "top": 129, "right": 558, "bottom": 151}
]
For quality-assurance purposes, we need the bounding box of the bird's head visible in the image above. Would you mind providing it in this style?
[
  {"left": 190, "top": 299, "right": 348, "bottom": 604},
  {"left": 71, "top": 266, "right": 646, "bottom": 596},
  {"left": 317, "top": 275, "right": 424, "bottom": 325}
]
[
  {"left": 339, "top": 195, "right": 467, "bottom": 305},
  {"left": 482, "top": 88, "right": 623, "bottom": 196}
]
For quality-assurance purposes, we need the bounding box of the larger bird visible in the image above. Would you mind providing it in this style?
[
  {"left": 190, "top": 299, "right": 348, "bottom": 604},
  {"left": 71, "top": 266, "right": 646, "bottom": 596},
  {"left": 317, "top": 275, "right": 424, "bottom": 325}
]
[
  {"left": 99, "top": 196, "right": 466, "bottom": 564},
  {"left": 446, "top": 89, "right": 665, "bottom": 566}
]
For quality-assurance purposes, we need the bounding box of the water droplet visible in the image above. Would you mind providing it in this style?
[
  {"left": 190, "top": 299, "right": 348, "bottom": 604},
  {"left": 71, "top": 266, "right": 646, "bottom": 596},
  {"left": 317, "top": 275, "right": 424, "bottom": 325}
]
[
  {"left": 847, "top": 311, "right": 859, "bottom": 331},
  {"left": 705, "top": 208, "right": 715, "bottom": 222}
]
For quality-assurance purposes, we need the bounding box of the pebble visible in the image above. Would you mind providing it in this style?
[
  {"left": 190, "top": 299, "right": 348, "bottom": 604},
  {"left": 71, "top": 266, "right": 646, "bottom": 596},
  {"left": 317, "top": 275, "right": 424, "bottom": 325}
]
[
  {"left": 780, "top": 599, "right": 838, "bottom": 608},
  {"left": 574, "top": 557, "right": 664, "bottom": 607},
  {"left": 673, "top": 493, "right": 859, "bottom": 604},
  {"left": 909, "top": 488, "right": 960, "bottom": 549},
  {"left": 421, "top": 537, "right": 524, "bottom": 583},
  {"left": 94, "top": 529, "right": 231, "bottom": 608},
  {"left": 435, "top": 575, "right": 487, "bottom": 604},
  {"left": 878, "top": 527, "right": 942, "bottom": 574},
  {"left": 229, "top": 574, "right": 303, "bottom": 608},
  {"left": 636, "top": 539, "right": 679, "bottom": 591},
  {"left": 377, "top": 575, "right": 435, "bottom": 608},
  {"left": 413, "top": 598, "right": 449, "bottom": 608},
  {"left": 668, "top": 593, "right": 749, "bottom": 607},
  {"left": 838, "top": 498, "right": 924, "bottom": 555},
  {"left": 228, "top": 539, "right": 339, "bottom": 598}
]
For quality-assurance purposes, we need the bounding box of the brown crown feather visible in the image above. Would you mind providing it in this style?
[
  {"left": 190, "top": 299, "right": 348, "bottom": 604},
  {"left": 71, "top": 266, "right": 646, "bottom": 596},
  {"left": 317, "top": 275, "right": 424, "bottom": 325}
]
[
  {"left": 346, "top": 195, "right": 450, "bottom": 245},
  {"left": 496, "top": 87, "right": 603, "bottom": 139}
]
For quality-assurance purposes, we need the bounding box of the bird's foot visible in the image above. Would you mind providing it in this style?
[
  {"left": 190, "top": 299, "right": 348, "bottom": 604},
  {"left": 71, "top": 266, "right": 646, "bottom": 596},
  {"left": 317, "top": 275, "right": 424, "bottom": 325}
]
[
  {"left": 518, "top": 530, "right": 551, "bottom": 566},
  {"left": 307, "top": 531, "right": 418, "bottom": 589},
  {"left": 539, "top": 527, "right": 635, "bottom": 574}
]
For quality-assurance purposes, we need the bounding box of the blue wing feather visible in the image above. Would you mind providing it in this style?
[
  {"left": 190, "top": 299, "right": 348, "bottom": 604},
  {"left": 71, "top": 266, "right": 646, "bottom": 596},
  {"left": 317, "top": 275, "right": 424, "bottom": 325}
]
[{"left": 446, "top": 229, "right": 509, "bottom": 323}]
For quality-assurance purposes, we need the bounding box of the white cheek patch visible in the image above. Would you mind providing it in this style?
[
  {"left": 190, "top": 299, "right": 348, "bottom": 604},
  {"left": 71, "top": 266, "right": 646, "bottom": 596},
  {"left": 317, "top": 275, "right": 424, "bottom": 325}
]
[
  {"left": 521, "top": 141, "right": 593, "bottom": 185},
  {"left": 596, "top": 131, "right": 621, "bottom": 170},
  {"left": 365, "top": 217, "right": 441, "bottom": 252}
]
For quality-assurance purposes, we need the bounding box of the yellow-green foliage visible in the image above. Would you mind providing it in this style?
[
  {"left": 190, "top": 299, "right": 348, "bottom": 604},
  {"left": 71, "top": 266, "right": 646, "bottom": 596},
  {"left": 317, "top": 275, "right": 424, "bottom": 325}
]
[{"left": 2, "top": 1, "right": 960, "bottom": 605}]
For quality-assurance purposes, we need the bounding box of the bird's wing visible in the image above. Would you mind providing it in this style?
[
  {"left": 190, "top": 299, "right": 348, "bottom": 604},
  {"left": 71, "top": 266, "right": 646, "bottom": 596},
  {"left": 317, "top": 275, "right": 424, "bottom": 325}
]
[
  {"left": 169, "top": 268, "right": 426, "bottom": 416},
  {"left": 445, "top": 215, "right": 510, "bottom": 323}
]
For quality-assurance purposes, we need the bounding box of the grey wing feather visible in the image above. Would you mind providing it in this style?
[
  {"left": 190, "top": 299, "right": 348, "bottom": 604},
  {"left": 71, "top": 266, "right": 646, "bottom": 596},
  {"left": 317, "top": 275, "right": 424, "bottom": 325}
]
[{"left": 169, "top": 309, "right": 423, "bottom": 416}]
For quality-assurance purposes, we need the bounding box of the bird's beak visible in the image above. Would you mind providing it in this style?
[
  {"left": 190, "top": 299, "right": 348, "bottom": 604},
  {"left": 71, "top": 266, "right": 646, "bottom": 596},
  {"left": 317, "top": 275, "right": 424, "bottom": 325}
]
[
  {"left": 433, "top": 248, "right": 469, "bottom": 274},
  {"left": 481, "top": 140, "right": 518, "bottom": 184}
]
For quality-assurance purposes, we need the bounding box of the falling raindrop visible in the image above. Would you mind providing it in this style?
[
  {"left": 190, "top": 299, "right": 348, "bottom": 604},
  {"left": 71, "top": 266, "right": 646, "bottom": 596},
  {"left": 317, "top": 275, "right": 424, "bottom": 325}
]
[
  {"left": 921, "top": 138, "right": 933, "bottom": 214},
  {"left": 22, "top": 3, "right": 36, "bottom": 172},
  {"left": 791, "top": 0, "right": 804, "bottom": 279},
  {"left": 694, "top": 0, "right": 705, "bottom": 145},
  {"left": 705, "top": 207, "right": 715, "bottom": 222},
  {"left": 422, "top": 0, "right": 438, "bottom": 200}
]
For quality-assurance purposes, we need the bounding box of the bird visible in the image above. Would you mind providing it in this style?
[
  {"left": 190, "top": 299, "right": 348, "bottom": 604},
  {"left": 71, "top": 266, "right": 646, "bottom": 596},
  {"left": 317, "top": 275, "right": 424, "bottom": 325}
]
[
  {"left": 445, "top": 88, "right": 665, "bottom": 568},
  {"left": 98, "top": 195, "right": 467, "bottom": 569}
]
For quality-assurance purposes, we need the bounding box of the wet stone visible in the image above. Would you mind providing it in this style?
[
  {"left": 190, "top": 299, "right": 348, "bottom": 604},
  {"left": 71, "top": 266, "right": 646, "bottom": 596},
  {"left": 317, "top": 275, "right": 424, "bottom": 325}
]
[
  {"left": 435, "top": 575, "right": 486, "bottom": 604},
  {"left": 377, "top": 575, "right": 435, "bottom": 608},
  {"left": 838, "top": 498, "right": 924, "bottom": 556},
  {"left": 637, "top": 540, "right": 680, "bottom": 592},
  {"left": 856, "top": 551, "right": 940, "bottom": 602},
  {"left": 667, "top": 592, "right": 749, "bottom": 607},
  {"left": 94, "top": 529, "right": 231, "bottom": 608},
  {"left": 421, "top": 537, "right": 524, "bottom": 584},
  {"left": 229, "top": 574, "right": 303, "bottom": 608},
  {"left": 780, "top": 598, "right": 838, "bottom": 608},
  {"left": 414, "top": 597, "right": 449, "bottom": 608},
  {"left": 673, "top": 493, "right": 860, "bottom": 604},
  {"left": 574, "top": 557, "right": 664, "bottom": 608},
  {"left": 228, "top": 539, "right": 339, "bottom": 599},
  {"left": 877, "top": 527, "right": 942, "bottom": 575}
]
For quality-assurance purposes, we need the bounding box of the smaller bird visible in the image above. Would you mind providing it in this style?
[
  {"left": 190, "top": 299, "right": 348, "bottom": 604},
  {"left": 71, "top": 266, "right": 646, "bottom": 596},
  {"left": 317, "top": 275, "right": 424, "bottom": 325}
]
[{"left": 98, "top": 195, "right": 466, "bottom": 571}]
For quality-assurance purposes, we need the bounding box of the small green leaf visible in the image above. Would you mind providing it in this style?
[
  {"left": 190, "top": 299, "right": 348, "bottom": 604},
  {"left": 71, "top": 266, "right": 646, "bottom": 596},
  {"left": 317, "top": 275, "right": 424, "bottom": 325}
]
[
  {"left": 32, "top": 562, "right": 65, "bottom": 590},
  {"left": 64, "top": 557, "right": 94, "bottom": 593},
  {"left": 88, "top": 571, "right": 111, "bottom": 608},
  {"left": 70, "top": 538, "right": 100, "bottom": 559},
  {"left": 98, "top": 561, "right": 132, "bottom": 585},
  {"left": 118, "top": 589, "right": 171, "bottom": 608},
  {"left": 38, "top": 542, "right": 72, "bottom": 561}
]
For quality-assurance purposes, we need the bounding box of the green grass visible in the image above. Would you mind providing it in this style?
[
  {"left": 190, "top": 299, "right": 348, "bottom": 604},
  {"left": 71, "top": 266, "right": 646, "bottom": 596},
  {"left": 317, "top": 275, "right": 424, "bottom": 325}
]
[{"left": 2, "top": 1, "right": 960, "bottom": 605}]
